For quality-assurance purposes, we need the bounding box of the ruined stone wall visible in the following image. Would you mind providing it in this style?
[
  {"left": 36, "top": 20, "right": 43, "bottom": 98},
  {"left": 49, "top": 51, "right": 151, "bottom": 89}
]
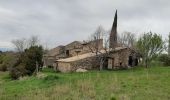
[
  {"left": 43, "top": 56, "right": 56, "bottom": 67},
  {"left": 109, "top": 49, "right": 130, "bottom": 69},
  {"left": 64, "top": 39, "right": 103, "bottom": 57},
  {"left": 57, "top": 56, "right": 100, "bottom": 72},
  {"left": 81, "top": 39, "right": 103, "bottom": 54},
  {"left": 57, "top": 62, "right": 73, "bottom": 72},
  {"left": 65, "top": 41, "right": 83, "bottom": 57},
  {"left": 70, "top": 57, "right": 99, "bottom": 70}
]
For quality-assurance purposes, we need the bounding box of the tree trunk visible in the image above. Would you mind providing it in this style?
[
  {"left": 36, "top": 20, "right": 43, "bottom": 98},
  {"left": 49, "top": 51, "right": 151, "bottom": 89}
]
[
  {"left": 145, "top": 59, "right": 148, "bottom": 68},
  {"left": 35, "top": 61, "right": 39, "bottom": 75},
  {"left": 99, "top": 59, "right": 104, "bottom": 70}
]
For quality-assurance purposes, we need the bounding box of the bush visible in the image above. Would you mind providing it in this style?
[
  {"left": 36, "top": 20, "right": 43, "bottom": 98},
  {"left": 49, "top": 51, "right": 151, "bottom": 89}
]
[
  {"left": 9, "top": 68, "right": 21, "bottom": 80},
  {"left": 24, "top": 46, "right": 43, "bottom": 75},
  {"left": 159, "top": 54, "right": 170, "bottom": 66},
  {"left": 47, "top": 65, "right": 53, "bottom": 68},
  {"left": 9, "top": 45, "right": 43, "bottom": 79},
  {"left": 43, "top": 75, "right": 59, "bottom": 81},
  {"left": 0, "top": 64, "right": 7, "bottom": 71},
  {"left": 9, "top": 64, "right": 27, "bottom": 80}
]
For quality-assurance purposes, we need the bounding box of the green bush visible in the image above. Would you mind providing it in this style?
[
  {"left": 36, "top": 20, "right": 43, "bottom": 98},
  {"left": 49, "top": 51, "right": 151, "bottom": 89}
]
[
  {"left": 9, "top": 46, "right": 43, "bottom": 79},
  {"left": 159, "top": 54, "right": 170, "bottom": 66},
  {"left": 0, "top": 52, "right": 17, "bottom": 72},
  {"left": 9, "top": 64, "right": 27, "bottom": 80},
  {"left": 24, "top": 46, "right": 43, "bottom": 75},
  {"left": 43, "top": 75, "right": 59, "bottom": 81}
]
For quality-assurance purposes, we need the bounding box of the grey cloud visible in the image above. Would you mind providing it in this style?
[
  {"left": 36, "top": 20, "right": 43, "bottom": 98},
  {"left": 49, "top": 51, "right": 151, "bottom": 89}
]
[{"left": 0, "top": 0, "right": 170, "bottom": 49}]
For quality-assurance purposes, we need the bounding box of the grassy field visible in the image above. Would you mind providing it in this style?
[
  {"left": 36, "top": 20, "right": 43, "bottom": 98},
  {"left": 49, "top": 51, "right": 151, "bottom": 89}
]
[{"left": 0, "top": 66, "right": 170, "bottom": 100}]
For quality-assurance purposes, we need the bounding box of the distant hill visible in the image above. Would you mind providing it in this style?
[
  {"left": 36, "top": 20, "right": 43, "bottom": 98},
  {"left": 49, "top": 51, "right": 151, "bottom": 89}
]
[{"left": 0, "top": 48, "right": 14, "bottom": 52}]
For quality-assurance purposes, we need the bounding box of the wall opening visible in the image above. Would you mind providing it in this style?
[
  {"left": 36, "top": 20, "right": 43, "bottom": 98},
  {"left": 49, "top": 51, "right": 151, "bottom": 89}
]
[
  {"left": 66, "top": 50, "right": 69, "bottom": 57},
  {"left": 135, "top": 58, "right": 138, "bottom": 66},
  {"left": 128, "top": 56, "right": 133, "bottom": 66}
]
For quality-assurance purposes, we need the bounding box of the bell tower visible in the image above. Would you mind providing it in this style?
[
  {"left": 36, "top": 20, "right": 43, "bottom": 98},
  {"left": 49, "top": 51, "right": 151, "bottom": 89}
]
[{"left": 109, "top": 10, "right": 117, "bottom": 49}]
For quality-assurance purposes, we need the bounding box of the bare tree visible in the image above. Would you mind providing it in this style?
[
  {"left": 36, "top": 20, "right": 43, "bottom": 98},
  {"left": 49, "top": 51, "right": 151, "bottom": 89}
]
[
  {"left": 118, "top": 32, "right": 136, "bottom": 48},
  {"left": 12, "top": 38, "right": 26, "bottom": 53},
  {"left": 85, "top": 26, "right": 110, "bottom": 70},
  {"left": 88, "top": 26, "right": 104, "bottom": 53},
  {"left": 12, "top": 36, "right": 40, "bottom": 53},
  {"left": 28, "top": 35, "right": 39, "bottom": 47}
]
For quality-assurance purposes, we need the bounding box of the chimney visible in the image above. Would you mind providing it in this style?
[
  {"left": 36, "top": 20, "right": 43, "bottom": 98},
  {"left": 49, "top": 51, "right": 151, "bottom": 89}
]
[{"left": 109, "top": 10, "right": 117, "bottom": 49}]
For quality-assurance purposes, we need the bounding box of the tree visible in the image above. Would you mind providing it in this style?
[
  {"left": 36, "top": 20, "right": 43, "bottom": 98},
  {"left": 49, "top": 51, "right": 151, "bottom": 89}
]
[
  {"left": 12, "top": 38, "right": 26, "bottom": 53},
  {"left": 86, "top": 26, "right": 110, "bottom": 70},
  {"left": 24, "top": 46, "right": 43, "bottom": 75},
  {"left": 10, "top": 36, "right": 43, "bottom": 79},
  {"left": 118, "top": 32, "right": 136, "bottom": 48},
  {"left": 168, "top": 33, "right": 170, "bottom": 55},
  {"left": 136, "top": 32, "right": 165, "bottom": 67},
  {"left": 12, "top": 36, "right": 39, "bottom": 53},
  {"left": 159, "top": 54, "right": 170, "bottom": 66},
  {"left": 28, "top": 35, "right": 39, "bottom": 47}
]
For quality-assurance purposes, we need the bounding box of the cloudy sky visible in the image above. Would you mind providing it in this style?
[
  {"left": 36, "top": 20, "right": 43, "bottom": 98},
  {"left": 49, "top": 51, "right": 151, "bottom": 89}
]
[{"left": 0, "top": 0, "right": 170, "bottom": 50}]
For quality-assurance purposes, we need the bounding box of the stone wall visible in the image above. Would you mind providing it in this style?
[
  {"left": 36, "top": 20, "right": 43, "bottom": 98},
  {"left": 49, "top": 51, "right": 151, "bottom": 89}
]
[
  {"left": 56, "top": 48, "right": 139, "bottom": 72},
  {"left": 70, "top": 56, "right": 100, "bottom": 70},
  {"left": 109, "top": 48, "right": 138, "bottom": 69},
  {"left": 57, "top": 62, "right": 73, "bottom": 72}
]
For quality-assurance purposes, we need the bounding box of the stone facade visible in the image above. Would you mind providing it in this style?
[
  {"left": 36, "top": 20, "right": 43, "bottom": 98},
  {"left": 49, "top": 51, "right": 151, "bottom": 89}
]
[
  {"left": 43, "top": 39, "right": 103, "bottom": 67},
  {"left": 56, "top": 47, "right": 139, "bottom": 72},
  {"left": 44, "top": 10, "right": 140, "bottom": 72}
]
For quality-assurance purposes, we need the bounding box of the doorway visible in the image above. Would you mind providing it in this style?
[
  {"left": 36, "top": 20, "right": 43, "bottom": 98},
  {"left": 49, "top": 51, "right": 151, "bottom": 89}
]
[
  {"left": 66, "top": 50, "right": 69, "bottom": 57},
  {"left": 128, "top": 56, "right": 133, "bottom": 66}
]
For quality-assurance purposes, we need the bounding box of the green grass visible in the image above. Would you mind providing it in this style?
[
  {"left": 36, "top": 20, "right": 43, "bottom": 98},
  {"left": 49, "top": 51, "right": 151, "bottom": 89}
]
[{"left": 0, "top": 66, "right": 170, "bottom": 100}]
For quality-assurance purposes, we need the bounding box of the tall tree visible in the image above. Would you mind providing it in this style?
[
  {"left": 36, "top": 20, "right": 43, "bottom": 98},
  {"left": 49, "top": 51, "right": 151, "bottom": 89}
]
[
  {"left": 118, "top": 32, "right": 136, "bottom": 48},
  {"left": 168, "top": 33, "right": 170, "bottom": 55},
  {"left": 24, "top": 46, "right": 43, "bottom": 75},
  {"left": 86, "top": 26, "right": 111, "bottom": 70},
  {"left": 12, "top": 38, "right": 26, "bottom": 53},
  {"left": 28, "top": 35, "right": 39, "bottom": 47},
  {"left": 136, "top": 32, "right": 164, "bottom": 67}
]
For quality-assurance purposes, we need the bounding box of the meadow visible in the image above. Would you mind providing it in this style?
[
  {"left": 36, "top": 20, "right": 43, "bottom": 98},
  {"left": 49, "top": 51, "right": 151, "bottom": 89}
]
[{"left": 0, "top": 66, "right": 170, "bottom": 100}]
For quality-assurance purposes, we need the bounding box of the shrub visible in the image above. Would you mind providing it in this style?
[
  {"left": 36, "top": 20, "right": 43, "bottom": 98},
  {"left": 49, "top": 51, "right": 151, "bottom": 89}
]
[
  {"left": 43, "top": 75, "right": 59, "bottom": 81},
  {"left": 0, "top": 64, "right": 7, "bottom": 71},
  {"left": 9, "top": 68, "right": 21, "bottom": 80},
  {"left": 9, "top": 45, "right": 43, "bottom": 79},
  {"left": 47, "top": 65, "right": 53, "bottom": 68},
  {"left": 24, "top": 46, "right": 43, "bottom": 75},
  {"left": 159, "top": 54, "right": 170, "bottom": 66},
  {"left": 110, "top": 97, "right": 116, "bottom": 100},
  {"left": 9, "top": 64, "right": 27, "bottom": 80}
]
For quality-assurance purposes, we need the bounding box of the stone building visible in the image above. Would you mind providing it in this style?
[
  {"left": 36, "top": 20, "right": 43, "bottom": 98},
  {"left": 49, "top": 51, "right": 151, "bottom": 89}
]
[
  {"left": 44, "top": 10, "right": 139, "bottom": 72},
  {"left": 55, "top": 10, "right": 139, "bottom": 72},
  {"left": 43, "top": 39, "right": 103, "bottom": 67},
  {"left": 56, "top": 47, "right": 139, "bottom": 72}
]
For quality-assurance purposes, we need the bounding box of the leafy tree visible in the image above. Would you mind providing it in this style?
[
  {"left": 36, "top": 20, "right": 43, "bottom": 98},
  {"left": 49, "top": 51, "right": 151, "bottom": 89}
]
[
  {"left": 168, "top": 33, "right": 170, "bottom": 55},
  {"left": 10, "top": 36, "right": 43, "bottom": 79},
  {"left": 0, "top": 52, "right": 17, "bottom": 71},
  {"left": 159, "top": 54, "right": 170, "bottom": 66},
  {"left": 9, "top": 45, "right": 43, "bottom": 79},
  {"left": 24, "top": 46, "right": 43, "bottom": 75},
  {"left": 136, "top": 32, "right": 165, "bottom": 67}
]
